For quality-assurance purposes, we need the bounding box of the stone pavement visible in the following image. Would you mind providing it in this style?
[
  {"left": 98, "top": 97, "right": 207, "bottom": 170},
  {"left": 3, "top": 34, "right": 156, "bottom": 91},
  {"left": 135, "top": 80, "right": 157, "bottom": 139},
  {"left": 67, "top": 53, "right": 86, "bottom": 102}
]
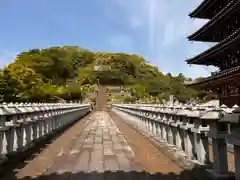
[{"left": 44, "top": 111, "right": 141, "bottom": 176}]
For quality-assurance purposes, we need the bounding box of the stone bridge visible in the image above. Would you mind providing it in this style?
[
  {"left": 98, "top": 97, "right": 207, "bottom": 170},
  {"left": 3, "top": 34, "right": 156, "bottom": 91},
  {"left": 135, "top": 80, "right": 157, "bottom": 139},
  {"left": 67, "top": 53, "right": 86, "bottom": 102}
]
[{"left": 0, "top": 102, "right": 238, "bottom": 179}]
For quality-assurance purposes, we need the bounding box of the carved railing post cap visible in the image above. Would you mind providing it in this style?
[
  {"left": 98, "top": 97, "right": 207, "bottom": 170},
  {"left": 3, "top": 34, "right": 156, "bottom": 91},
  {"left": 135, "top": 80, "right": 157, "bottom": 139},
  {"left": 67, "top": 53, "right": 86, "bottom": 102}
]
[
  {"left": 7, "top": 102, "right": 14, "bottom": 106},
  {"left": 219, "top": 106, "right": 240, "bottom": 123},
  {"left": 0, "top": 105, "right": 7, "bottom": 116},
  {"left": 220, "top": 104, "right": 227, "bottom": 108},
  {"left": 200, "top": 107, "right": 223, "bottom": 121},
  {"left": 232, "top": 106, "right": 240, "bottom": 113},
  {"left": 232, "top": 104, "right": 239, "bottom": 109}
]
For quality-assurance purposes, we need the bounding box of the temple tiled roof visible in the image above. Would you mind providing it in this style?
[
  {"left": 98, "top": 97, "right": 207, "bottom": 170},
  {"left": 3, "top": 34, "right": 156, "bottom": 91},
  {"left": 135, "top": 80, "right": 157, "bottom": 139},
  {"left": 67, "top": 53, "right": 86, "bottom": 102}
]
[
  {"left": 188, "top": 0, "right": 240, "bottom": 42},
  {"left": 189, "top": 0, "right": 233, "bottom": 19},
  {"left": 185, "top": 65, "right": 240, "bottom": 87},
  {"left": 186, "top": 28, "right": 240, "bottom": 65}
]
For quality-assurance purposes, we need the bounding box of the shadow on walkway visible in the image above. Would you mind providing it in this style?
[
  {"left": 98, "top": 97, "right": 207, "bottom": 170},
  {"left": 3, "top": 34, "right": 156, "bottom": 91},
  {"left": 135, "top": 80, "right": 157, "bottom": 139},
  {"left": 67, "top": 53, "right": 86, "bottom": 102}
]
[{"left": 14, "top": 165, "right": 214, "bottom": 180}]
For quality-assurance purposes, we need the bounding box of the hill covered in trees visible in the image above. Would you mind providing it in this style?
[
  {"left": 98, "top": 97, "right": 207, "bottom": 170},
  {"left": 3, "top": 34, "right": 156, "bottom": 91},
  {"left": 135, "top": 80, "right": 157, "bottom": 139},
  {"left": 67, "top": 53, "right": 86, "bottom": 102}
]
[{"left": 0, "top": 46, "right": 209, "bottom": 103}]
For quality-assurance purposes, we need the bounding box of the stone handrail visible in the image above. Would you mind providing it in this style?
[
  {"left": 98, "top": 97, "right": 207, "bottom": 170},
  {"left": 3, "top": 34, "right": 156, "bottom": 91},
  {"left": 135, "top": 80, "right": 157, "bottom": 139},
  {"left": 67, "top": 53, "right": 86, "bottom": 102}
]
[
  {"left": 0, "top": 102, "right": 91, "bottom": 163},
  {"left": 112, "top": 103, "right": 240, "bottom": 179}
]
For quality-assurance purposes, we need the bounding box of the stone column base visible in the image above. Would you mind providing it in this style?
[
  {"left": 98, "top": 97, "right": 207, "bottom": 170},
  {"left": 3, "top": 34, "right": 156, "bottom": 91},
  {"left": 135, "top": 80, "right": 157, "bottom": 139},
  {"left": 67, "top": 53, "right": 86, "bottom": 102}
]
[{"left": 206, "top": 169, "right": 235, "bottom": 180}]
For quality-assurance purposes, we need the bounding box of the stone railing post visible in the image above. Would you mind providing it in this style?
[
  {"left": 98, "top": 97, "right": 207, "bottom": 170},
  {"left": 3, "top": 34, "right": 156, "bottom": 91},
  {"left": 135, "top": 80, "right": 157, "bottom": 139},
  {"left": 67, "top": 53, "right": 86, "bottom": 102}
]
[
  {"left": 178, "top": 106, "right": 194, "bottom": 160},
  {"left": 155, "top": 106, "right": 162, "bottom": 138},
  {"left": 170, "top": 108, "right": 178, "bottom": 147},
  {"left": 151, "top": 109, "right": 158, "bottom": 136},
  {"left": 112, "top": 103, "right": 240, "bottom": 178},
  {"left": 220, "top": 106, "right": 240, "bottom": 180},
  {"left": 0, "top": 102, "right": 91, "bottom": 160},
  {"left": 161, "top": 109, "right": 168, "bottom": 143},
  {"left": 168, "top": 107, "right": 179, "bottom": 147},
  {"left": 172, "top": 106, "right": 183, "bottom": 150},
  {"left": 188, "top": 106, "right": 210, "bottom": 165},
  {"left": 165, "top": 107, "right": 174, "bottom": 145},
  {"left": 185, "top": 111, "right": 196, "bottom": 160},
  {"left": 158, "top": 111, "right": 165, "bottom": 140},
  {"left": 0, "top": 104, "right": 8, "bottom": 161},
  {"left": 176, "top": 107, "right": 188, "bottom": 152},
  {"left": 4, "top": 103, "right": 21, "bottom": 154},
  {"left": 202, "top": 107, "right": 234, "bottom": 179},
  {"left": 147, "top": 108, "right": 154, "bottom": 134}
]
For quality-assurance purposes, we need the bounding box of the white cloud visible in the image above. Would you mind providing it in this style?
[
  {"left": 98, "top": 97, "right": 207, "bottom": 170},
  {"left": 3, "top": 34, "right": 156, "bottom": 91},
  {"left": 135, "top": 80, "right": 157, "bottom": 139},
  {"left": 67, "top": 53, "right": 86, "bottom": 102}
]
[
  {"left": 104, "top": 0, "right": 214, "bottom": 78},
  {"left": 112, "top": 0, "right": 169, "bottom": 50}
]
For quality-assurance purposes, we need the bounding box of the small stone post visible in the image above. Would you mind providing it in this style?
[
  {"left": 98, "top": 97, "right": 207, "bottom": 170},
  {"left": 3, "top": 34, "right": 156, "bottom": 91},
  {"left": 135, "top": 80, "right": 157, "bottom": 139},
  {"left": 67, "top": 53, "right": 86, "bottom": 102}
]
[
  {"left": 181, "top": 107, "right": 195, "bottom": 160},
  {"left": 189, "top": 106, "right": 210, "bottom": 164},
  {"left": 0, "top": 104, "right": 8, "bottom": 158}
]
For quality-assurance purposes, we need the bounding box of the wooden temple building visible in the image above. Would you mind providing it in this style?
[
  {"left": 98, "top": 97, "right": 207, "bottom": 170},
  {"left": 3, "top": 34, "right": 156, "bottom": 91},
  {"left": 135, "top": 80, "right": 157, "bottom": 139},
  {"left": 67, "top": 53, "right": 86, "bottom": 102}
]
[{"left": 186, "top": 0, "right": 240, "bottom": 107}]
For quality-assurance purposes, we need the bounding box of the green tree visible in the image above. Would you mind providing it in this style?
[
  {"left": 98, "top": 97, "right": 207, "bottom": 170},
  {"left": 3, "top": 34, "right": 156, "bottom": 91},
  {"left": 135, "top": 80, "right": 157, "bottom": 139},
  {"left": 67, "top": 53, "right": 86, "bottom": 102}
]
[
  {"left": 0, "top": 63, "right": 43, "bottom": 102},
  {"left": 129, "top": 84, "right": 147, "bottom": 100},
  {"left": 1, "top": 45, "right": 208, "bottom": 103}
]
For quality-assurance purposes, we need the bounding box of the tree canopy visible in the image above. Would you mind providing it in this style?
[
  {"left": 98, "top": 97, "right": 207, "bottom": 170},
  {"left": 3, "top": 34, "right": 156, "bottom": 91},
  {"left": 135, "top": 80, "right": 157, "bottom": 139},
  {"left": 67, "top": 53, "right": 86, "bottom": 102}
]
[{"left": 0, "top": 46, "right": 209, "bottom": 103}]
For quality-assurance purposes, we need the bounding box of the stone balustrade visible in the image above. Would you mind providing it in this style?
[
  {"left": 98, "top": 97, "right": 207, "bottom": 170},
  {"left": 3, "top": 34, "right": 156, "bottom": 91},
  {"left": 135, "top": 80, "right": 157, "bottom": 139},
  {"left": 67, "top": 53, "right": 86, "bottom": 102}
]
[
  {"left": 112, "top": 103, "right": 240, "bottom": 179},
  {"left": 0, "top": 102, "right": 91, "bottom": 164}
]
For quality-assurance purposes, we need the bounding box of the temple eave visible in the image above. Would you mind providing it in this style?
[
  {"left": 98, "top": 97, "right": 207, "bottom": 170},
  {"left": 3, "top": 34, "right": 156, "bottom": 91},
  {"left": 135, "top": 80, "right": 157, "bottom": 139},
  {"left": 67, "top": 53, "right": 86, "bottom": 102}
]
[
  {"left": 189, "top": 12, "right": 210, "bottom": 19},
  {"left": 186, "top": 56, "right": 217, "bottom": 66},
  {"left": 186, "top": 67, "right": 240, "bottom": 88},
  {"left": 187, "top": 29, "right": 240, "bottom": 67},
  {"left": 186, "top": 79, "right": 220, "bottom": 88},
  {"left": 189, "top": 0, "right": 216, "bottom": 19},
  {"left": 187, "top": 61, "right": 218, "bottom": 67},
  {"left": 187, "top": 35, "right": 216, "bottom": 42},
  {"left": 189, "top": 1, "right": 240, "bottom": 43}
]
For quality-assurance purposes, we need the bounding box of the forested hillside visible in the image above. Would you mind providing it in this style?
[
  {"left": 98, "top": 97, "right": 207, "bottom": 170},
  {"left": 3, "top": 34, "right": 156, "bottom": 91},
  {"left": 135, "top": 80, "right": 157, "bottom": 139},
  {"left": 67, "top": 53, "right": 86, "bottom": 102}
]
[{"left": 0, "top": 46, "right": 209, "bottom": 103}]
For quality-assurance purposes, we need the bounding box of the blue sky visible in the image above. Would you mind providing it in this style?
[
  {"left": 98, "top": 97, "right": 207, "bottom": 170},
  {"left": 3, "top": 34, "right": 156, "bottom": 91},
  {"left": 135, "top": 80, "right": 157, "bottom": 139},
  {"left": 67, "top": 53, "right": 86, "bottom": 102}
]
[{"left": 0, "top": 0, "right": 215, "bottom": 78}]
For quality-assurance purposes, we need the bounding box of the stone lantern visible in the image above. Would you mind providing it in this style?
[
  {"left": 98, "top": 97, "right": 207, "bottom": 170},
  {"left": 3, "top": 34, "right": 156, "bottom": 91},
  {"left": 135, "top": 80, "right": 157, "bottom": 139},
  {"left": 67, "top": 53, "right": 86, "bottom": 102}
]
[
  {"left": 201, "top": 107, "right": 234, "bottom": 179},
  {"left": 219, "top": 107, "right": 240, "bottom": 180}
]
